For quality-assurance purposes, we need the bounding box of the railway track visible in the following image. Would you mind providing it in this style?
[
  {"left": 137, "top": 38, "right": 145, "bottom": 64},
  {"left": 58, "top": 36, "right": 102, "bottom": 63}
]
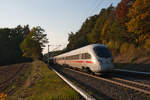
[
  {"left": 62, "top": 67, "right": 150, "bottom": 96},
  {"left": 0, "top": 63, "right": 29, "bottom": 95}
]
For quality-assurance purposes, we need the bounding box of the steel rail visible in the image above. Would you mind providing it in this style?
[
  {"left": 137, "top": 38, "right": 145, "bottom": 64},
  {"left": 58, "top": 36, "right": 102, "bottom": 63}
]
[
  {"left": 113, "top": 69, "right": 150, "bottom": 75},
  {"left": 51, "top": 68, "right": 96, "bottom": 100},
  {"left": 113, "top": 77, "right": 150, "bottom": 89},
  {"left": 63, "top": 67, "right": 150, "bottom": 95}
]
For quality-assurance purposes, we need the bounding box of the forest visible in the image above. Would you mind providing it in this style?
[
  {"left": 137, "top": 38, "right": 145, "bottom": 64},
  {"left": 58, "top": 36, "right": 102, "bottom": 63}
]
[
  {"left": 54, "top": 0, "right": 150, "bottom": 63},
  {"left": 0, "top": 25, "right": 48, "bottom": 66}
]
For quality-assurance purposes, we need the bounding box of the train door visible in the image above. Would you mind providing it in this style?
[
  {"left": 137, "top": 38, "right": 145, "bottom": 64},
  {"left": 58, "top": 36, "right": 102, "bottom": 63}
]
[{"left": 82, "top": 53, "right": 92, "bottom": 69}]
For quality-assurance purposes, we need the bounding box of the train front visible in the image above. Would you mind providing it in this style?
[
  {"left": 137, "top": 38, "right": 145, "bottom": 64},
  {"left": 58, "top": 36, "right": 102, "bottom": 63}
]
[{"left": 93, "top": 45, "right": 114, "bottom": 73}]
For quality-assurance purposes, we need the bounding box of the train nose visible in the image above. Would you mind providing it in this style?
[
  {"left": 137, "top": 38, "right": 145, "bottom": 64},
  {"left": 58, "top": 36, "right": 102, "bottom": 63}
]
[
  {"left": 101, "top": 63, "right": 114, "bottom": 71},
  {"left": 98, "top": 58, "right": 114, "bottom": 71}
]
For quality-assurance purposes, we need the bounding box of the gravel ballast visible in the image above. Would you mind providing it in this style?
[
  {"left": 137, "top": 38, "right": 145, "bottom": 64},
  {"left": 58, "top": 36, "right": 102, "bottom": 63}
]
[{"left": 53, "top": 65, "right": 150, "bottom": 100}]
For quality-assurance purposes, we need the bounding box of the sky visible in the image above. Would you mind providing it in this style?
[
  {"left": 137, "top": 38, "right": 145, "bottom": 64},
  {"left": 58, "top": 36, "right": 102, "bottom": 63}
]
[{"left": 0, "top": 0, "right": 121, "bottom": 54}]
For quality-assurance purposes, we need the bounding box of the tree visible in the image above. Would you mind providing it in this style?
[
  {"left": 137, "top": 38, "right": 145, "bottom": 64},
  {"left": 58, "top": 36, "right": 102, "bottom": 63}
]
[
  {"left": 126, "top": 0, "right": 150, "bottom": 46},
  {"left": 20, "top": 26, "right": 48, "bottom": 60},
  {"left": 116, "top": 0, "right": 134, "bottom": 24},
  {"left": 0, "top": 25, "right": 31, "bottom": 66},
  {"left": 66, "top": 15, "right": 98, "bottom": 51},
  {"left": 88, "top": 5, "right": 115, "bottom": 43}
]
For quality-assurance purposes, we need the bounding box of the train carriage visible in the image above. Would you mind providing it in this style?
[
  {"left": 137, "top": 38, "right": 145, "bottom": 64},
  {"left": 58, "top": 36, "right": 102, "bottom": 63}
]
[{"left": 53, "top": 44, "right": 114, "bottom": 74}]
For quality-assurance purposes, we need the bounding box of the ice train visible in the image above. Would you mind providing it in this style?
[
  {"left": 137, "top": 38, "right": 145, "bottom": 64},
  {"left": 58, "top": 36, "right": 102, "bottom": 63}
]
[{"left": 53, "top": 44, "right": 114, "bottom": 74}]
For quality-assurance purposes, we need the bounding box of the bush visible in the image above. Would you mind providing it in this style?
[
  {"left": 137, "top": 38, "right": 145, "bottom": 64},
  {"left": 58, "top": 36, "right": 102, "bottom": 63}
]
[
  {"left": 107, "top": 40, "right": 120, "bottom": 50},
  {"left": 144, "top": 38, "right": 150, "bottom": 50},
  {"left": 120, "top": 43, "right": 130, "bottom": 54},
  {"left": 128, "top": 44, "right": 136, "bottom": 55}
]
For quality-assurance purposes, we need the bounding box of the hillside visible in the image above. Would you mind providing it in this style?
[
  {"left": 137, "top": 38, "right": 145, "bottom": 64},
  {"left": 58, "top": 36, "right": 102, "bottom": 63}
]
[{"left": 50, "top": 0, "right": 150, "bottom": 67}]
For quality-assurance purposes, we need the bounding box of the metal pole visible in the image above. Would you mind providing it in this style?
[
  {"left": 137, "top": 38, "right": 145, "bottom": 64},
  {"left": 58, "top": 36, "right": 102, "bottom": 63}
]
[
  {"left": 47, "top": 44, "right": 61, "bottom": 65},
  {"left": 48, "top": 45, "right": 50, "bottom": 65}
]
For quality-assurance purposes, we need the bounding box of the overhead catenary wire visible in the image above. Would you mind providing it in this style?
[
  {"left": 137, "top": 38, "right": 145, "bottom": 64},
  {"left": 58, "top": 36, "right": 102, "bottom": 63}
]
[
  {"left": 87, "top": 0, "right": 105, "bottom": 16},
  {"left": 85, "top": 0, "right": 98, "bottom": 16}
]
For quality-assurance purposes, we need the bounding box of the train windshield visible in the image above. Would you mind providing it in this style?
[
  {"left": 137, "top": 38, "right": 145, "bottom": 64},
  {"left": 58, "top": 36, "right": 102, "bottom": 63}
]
[{"left": 94, "top": 46, "right": 112, "bottom": 58}]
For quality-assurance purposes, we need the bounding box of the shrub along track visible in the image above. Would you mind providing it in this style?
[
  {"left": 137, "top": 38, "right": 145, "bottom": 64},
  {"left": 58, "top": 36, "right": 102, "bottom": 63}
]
[
  {"left": 53, "top": 65, "right": 150, "bottom": 100},
  {"left": 0, "top": 63, "right": 30, "bottom": 96}
]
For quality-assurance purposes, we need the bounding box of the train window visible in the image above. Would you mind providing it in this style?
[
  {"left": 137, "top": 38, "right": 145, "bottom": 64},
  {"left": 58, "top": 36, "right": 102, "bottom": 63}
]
[
  {"left": 81, "top": 53, "right": 91, "bottom": 59},
  {"left": 73, "top": 55, "right": 75, "bottom": 60},
  {"left": 70, "top": 56, "right": 72, "bottom": 60},
  {"left": 76, "top": 54, "right": 79, "bottom": 59},
  {"left": 73, "top": 54, "right": 79, "bottom": 60},
  {"left": 85, "top": 53, "right": 91, "bottom": 59},
  {"left": 94, "top": 46, "right": 112, "bottom": 58},
  {"left": 81, "top": 53, "right": 85, "bottom": 59},
  {"left": 75, "top": 55, "right": 77, "bottom": 59},
  {"left": 74, "top": 55, "right": 76, "bottom": 59},
  {"left": 67, "top": 56, "right": 69, "bottom": 60},
  {"left": 79, "top": 54, "right": 82, "bottom": 59}
]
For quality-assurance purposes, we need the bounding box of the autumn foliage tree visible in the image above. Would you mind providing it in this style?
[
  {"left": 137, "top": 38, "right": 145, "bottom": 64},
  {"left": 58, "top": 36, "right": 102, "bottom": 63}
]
[
  {"left": 126, "top": 0, "right": 150, "bottom": 46},
  {"left": 116, "top": 0, "right": 134, "bottom": 24},
  {"left": 61, "top": 0, "right": 150, "bottom": 58}
]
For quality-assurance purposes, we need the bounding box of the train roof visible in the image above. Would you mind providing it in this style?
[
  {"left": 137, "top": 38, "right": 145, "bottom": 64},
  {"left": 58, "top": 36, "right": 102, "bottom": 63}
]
[{"left": 54, "top": 44, "right": 106, "bottom": 58}]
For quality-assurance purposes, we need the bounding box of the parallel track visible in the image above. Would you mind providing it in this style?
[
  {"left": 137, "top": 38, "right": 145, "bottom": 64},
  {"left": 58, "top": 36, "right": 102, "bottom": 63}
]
[
  {"left": 0, "top": 63, "right": 28, "bottom": 95},
  {"left": 63, "top": 67, "right": 150, "bottom": 95}
]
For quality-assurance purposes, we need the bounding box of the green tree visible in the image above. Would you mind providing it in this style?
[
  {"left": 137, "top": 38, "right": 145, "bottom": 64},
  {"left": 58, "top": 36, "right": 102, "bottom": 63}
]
[
  {"left": 0, "top": 25, "right": 30, "bottom": 66},
  {"left": 88, "top": 5, "right": 114, "bottom": 43},
  {"left": 20, "top": 26, "right": 48, "bottom": 60},
  {"left": 66, "top": 15, "right": 98, "bottom": 51}
]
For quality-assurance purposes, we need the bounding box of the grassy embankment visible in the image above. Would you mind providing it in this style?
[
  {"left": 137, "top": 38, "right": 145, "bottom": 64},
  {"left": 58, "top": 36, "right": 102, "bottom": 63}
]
[
  {"left": 113, "top": 49, "right": 150, "bottom": 72},
  {"left": 8, "top": 61, "right": 80, "bottom": 100}
]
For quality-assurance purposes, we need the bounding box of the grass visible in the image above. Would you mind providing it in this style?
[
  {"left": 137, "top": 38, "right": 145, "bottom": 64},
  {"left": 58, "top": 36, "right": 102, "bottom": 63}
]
[{"left": 8, "top": 61, "right": 80, "bottom": 100}]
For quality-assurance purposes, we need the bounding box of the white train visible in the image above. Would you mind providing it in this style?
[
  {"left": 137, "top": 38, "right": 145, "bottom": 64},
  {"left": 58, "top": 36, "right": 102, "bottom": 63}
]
[{"left": 53, "top": 44, "right": 114, "bottom": 74}]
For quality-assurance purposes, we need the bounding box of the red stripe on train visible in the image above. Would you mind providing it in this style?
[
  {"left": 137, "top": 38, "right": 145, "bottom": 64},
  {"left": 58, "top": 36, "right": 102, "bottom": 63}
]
[
  {"left": 71, "top": 60, "right": 93, "bottom": 63},
  {"left": 72, "top": 61, "right": 84, "bottom": 63},
  {"left": 86, "top": 61, "right": 93, "bottom": 63}
]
